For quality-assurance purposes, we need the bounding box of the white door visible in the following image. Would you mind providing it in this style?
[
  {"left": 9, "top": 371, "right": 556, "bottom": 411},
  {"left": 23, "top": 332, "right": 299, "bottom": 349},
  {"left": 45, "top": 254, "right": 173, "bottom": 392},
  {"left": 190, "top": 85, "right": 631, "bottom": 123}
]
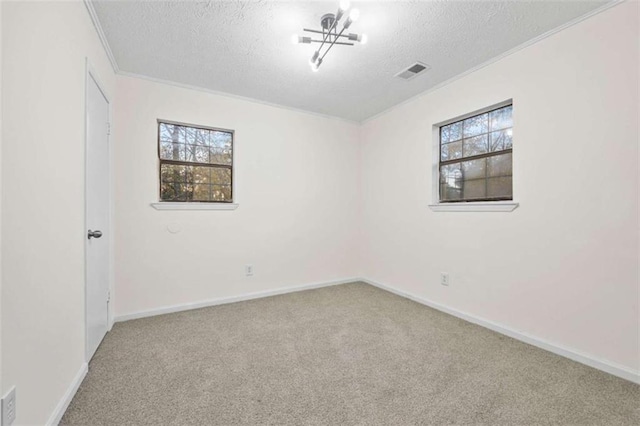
[{"left": 85, "top": 69, "right": 110, "bottom": 361}]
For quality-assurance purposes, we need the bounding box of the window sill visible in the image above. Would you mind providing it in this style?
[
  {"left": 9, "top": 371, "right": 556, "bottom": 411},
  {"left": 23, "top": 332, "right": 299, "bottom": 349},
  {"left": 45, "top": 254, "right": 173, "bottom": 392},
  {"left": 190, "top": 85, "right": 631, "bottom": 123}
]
[
  {"left": 150, "top": 202, "right": 239, "bottom": 211},
  {"left": 428, "top": 201, "right": 519, "bottom": 212}
]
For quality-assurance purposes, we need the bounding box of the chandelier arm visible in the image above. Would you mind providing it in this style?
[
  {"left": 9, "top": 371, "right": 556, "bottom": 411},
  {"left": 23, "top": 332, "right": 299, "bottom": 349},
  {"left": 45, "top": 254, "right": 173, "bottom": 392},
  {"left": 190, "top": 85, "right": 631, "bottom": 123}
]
[
  {"left": 304, "top": 29, "right": 355, "bottom": 40},
  {"left": 319, "top": 25, "right": 348, "bottom": 63},
  {"left": 316, "top": 12, "right": 341, "bottom": 53},
  {"left": 311, "top": 40, "right": 354, "bottom": 46}
]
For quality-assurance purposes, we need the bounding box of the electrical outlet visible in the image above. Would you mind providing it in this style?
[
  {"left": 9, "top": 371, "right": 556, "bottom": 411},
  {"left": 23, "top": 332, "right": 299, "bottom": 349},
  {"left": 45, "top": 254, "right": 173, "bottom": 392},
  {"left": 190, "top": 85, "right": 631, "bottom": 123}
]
[
  {"left": 2, "top": 387, "right": 16, "bottom": 426},
  {"left": 440, "top": 272, "right": 449, "bottom": 286},
  {"left": 245, "top": 265, "right": 254, "bottom": 277}
]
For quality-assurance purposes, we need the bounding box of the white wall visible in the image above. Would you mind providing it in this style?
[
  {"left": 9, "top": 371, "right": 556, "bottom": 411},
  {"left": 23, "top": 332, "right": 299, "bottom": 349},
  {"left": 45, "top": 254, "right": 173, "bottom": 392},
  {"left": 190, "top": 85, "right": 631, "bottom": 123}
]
[
  {"left": 0, "top": 1, "right": 637, "bottom": 423},
  {"left": 0, "top": 0, "right": 4, "bottom": 399},
  {"left": 361, "top": 1, "right": 639, "bottom": 373},
  {"left": 1, "top": 1, "right": 116, "bottom": 424},
  {"left": 113, "top": 76, "right": 361, "bottom": 317}
]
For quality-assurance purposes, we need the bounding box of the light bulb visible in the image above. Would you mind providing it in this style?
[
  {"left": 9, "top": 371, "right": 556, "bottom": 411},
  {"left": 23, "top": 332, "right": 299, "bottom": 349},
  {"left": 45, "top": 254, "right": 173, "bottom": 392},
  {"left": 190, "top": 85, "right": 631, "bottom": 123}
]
[
  {"left": 339, "top": 0, "right": 351, "bottom": 11},
  {"left": 309, "top": 51, "right": 319, "bottom": 65},
  {"left": 349, "top": 8, "right": 360, "bottom": 22},
  {"left": 291, "top": 34, "right": 300, "bottom": 44},
  {"left": 311, "top": 58, "right": 323, "bottom": 72},
  {"left": 359, "top": 33, "right": 368, "bottom": 44}
]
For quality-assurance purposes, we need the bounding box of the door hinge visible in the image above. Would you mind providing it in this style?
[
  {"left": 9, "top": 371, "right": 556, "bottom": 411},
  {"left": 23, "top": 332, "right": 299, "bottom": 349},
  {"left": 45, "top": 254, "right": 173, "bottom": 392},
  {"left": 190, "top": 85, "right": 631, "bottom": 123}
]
[
  {"left": 107, "top": 122, "right": 111, "bottom": 136},
  {"left": 107, "top": 291, "right": 111, "bottom": 302}
]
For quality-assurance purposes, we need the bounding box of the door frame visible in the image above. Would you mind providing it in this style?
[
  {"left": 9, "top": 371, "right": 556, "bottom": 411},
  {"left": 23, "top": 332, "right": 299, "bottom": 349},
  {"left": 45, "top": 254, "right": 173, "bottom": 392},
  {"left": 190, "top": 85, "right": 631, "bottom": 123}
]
[{"left": 84, "top": 58, "right": 113, "bottom": 362}]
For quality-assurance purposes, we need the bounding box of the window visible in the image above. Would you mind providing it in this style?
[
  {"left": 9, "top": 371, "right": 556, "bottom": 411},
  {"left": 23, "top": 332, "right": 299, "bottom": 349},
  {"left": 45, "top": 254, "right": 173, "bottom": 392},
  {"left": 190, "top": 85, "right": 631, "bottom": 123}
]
[
  {"left": 439, "top": 104, "right": 512, "bottom": 202},
  {"left": 158, "top": 120, "right": 233, "bottom": 203}
]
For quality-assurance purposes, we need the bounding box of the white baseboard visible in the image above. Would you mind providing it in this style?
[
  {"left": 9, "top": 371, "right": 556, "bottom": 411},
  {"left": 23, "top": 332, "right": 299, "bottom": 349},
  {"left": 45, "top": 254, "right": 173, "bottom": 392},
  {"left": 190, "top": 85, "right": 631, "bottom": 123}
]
[
  {"left": 114, "top": 277, "right": 360, "bottom": 323},
  {"left": 362, "top": 277, "right": 640, "bottom": 385},
  {"left": 108, "top": 312, "right": 115, "bottom": 331},
  {"left": 113, "top": 276, "right": 638, "bottom": 384},
  {"left": 44, "top": 277, "right": 636, "bottom": 426},
  {"left": 46, "top": 362, "right": 88, "bottom": 426}
]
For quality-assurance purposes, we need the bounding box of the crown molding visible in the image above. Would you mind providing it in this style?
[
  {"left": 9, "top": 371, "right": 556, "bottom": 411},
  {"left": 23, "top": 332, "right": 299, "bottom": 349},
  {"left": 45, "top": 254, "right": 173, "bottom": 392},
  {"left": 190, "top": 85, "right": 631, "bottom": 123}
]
[
  {"left": 361, "top": 0, "right": 625, "bottom": 125},
  {"left": 82, "top": 0, "right": 355, "bottom": 124},
  {"left": 117, "top": 71, "right": 360, "bottom": 125},
  {"left": 83, "top": 0, "right": 119, "bottom": 73},
  {"left": 83, "top": 0, "right": 624, "bottom": 125}
]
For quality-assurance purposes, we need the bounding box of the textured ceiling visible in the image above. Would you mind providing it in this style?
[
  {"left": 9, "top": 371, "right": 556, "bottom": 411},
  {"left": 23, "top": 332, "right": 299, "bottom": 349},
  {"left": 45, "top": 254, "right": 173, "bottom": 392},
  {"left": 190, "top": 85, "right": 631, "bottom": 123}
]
[{"left": 93, "top": 0, "right": 610, "bottom": 122}]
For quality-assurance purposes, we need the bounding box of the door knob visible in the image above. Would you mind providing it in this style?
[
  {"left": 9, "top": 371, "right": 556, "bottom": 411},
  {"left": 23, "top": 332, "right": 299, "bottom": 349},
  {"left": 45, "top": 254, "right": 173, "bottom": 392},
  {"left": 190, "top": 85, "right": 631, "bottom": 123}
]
[{"left": 87, "top": 230, "right": 103, "bottom": 240}]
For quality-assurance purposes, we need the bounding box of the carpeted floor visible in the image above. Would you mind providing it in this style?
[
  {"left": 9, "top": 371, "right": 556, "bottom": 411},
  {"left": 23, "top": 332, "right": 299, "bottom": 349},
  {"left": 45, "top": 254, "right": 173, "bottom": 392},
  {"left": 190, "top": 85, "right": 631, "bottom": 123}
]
[{"left": 61, "top": 282, "right": 639, "bottom": 425}]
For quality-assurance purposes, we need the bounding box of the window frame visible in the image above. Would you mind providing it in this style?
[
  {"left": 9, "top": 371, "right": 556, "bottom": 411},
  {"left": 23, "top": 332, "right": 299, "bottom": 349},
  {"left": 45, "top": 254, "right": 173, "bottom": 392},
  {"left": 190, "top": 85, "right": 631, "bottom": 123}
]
[
  {"left": 429, "top": 100, "right": 518, "bottom": 212},
  {"left": 156, "top": 119, "right": 235, "bottom": 204}
]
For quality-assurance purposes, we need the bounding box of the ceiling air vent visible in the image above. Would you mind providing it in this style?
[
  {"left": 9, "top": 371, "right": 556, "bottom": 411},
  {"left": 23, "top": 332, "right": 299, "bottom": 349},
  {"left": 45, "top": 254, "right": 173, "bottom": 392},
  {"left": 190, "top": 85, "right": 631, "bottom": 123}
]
[{"left": 395, "top": 62, "right": 430, "bottom": 81}]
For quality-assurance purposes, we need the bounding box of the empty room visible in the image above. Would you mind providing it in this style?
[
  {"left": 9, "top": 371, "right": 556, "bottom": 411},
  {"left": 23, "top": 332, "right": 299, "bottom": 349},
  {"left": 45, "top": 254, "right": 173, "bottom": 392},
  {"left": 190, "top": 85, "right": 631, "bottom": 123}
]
[{"left": 0, "top": 0, "right": 639, "bottom": 424}]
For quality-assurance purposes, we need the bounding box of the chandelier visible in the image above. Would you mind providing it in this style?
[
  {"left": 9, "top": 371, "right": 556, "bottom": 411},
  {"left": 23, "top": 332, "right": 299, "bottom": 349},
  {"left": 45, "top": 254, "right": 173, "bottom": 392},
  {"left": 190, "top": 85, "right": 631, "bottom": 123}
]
[{"left": 291, "top": 0, "right": 367, "bottom": 72}]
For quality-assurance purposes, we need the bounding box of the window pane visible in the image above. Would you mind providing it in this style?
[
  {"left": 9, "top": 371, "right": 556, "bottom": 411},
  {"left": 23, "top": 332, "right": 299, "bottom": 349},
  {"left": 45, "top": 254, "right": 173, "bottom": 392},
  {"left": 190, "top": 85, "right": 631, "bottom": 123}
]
[
  {"left": 440, "top": 163, "right": 463, "bottom": 201},
  {"left": 194, "top": 128, "right": 209, "bottom": 146},
  {"left": 449, "top": 122, "right": 462, "bottom": 142},
  {"left": 210, "top": 147, "right": 232, "bottom": 165},
  {"left": 160, "top": 163, "right": 231, "bottom": 202},
  {"left": 211, "top": 167, "right": 232, "bottom": 186},
  {"left": 211, "top": 132, "right": 233, "bottom": 165},
  {"left": 441, "top": 126, "right": 451, "bottom": 144},
  {"left": 487, "top": 153, "right": 512, "bottom": 177},
  {"left": 487, "top": 177, "right": 512, "bottom": 198},
  {"left": 161, "top": 164, "right": 190, "bottom": 183},
  {"left": 161, "top": 182, "right": 190, "bottom": 201},
  {"left": 175, "top": 126, "right": 187, "bottom": 143},
  {"left": 441, "top": 140, "right": 462, "bottom": 161},
  {"left": 159, "top": 141, "right": 172, "bottom": 159},
  {"left": 160, "top": 182, "right": 177, "bottom": 201},
  {"left": 440, "top": 156, "right": 512, "bottom": 202},
  {"left": 212, "top": 131, "right": 232, "bottom": 148},
  {"left": 159, "top": 123, "right": 175, "bottom": 142},
  {"left": 489, "top": 129, "right": 513, "bottom": 152},
  {"left": 441, "top": 122, "right": 462, "bottom": 143},
  {"left": 184, "top": 145, "right": 209, "bottom": 164},
  {"left": 462, "top": 158, "right": 486, "bottom": 180},
  {"left": 463, "top": 113, "right": 488, "bottom": 138},
  {"left": 192, "top": 166, "right": 212, "bottom": 185},
  {"left": 462, "top": 134, "right": 488, "bottom": 158},
  {"left": 440, "top": 163, "right": 461, "bottom": 185},
  {"left": 192, "top": 184, "right": 212, "bottom": 201},
  {"left": 212, "top": 185, "right": 232, "bottom": 202},
  {"left": 440, "top": 183, "right": 462, "bottom": 201},
  {"left": 462, "top": 179, "right": 486, "bottom": 200},
  {"left": 489, "top": 105, "right": 513, "bottom": 131},
  {"left": 185, "top": 127, "right": 198, "bottom": 145},
  {"left": 159, "top": 142, "right": 185, "bottom": 161},
  {"left": 159, "top": 124, "right": 233, "bottom": 165}
]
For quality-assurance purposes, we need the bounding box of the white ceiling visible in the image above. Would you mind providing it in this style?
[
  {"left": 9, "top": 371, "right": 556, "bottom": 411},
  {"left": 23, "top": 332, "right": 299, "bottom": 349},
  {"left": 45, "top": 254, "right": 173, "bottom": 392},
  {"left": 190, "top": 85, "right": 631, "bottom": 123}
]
[{"left": 92, "top": 0, "right": 610, "bottom": 122}]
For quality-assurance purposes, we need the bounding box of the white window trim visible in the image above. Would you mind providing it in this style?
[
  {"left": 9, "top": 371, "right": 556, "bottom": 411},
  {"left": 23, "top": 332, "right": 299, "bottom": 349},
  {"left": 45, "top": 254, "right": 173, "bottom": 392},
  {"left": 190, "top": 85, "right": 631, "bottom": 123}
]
[
  {"left": 429, "top": 99, "right": 518, "bottom": 213},
  {"left": 428, "top": 201, "right": 518, "bottom": 212},
  {"left": 151, "top": 202, "right": 239, "bottom": 211}
]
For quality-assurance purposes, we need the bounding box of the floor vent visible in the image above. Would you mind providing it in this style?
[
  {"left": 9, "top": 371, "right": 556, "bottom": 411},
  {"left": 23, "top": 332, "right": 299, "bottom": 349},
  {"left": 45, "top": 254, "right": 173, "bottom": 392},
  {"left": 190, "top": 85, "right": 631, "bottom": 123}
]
[{"left": 395, "top": 62, "right": 430, "bottom": 81}]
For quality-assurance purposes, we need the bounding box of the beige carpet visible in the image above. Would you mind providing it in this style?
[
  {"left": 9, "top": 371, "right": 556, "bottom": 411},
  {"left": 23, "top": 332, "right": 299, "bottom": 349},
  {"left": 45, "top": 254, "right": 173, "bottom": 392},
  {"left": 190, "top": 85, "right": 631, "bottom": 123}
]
[{"left": 61, "top": 282, "right": 639, "bottom": 425}]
